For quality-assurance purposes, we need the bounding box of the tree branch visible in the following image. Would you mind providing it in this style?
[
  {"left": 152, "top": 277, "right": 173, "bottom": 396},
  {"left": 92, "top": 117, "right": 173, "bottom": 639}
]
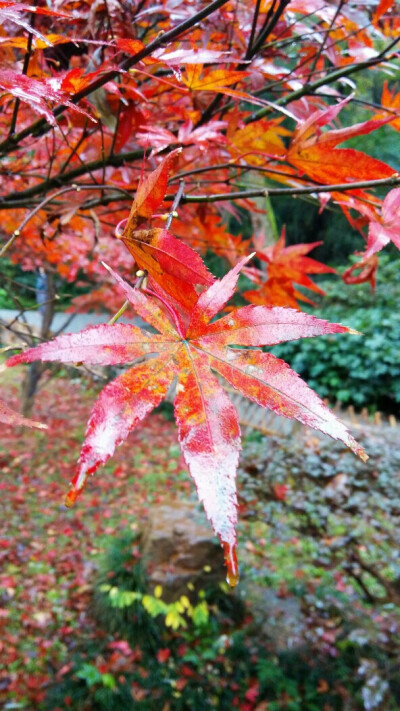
[
  {"left": 246, "top": 0, "right": 262, "bottom": 60},
  {"left": 0, "top": 149, "right": 145, "bottom": 205},
  {"left": 172, "top": 174, "right": 400, "bottom": 203}
]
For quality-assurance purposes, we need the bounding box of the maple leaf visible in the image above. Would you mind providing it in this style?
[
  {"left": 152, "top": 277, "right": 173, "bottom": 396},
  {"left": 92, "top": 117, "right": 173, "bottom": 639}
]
[
  {"left": 151, "top": 48, "right": 235, "bottom": 65},
  {"left": 119, "top": 149, "right": 214, "bottom": 310},
  {"left": 122, "top": 150, "right": 183, "bottom": 233},
  {"left": 0, "top": 34, "right": 75, "bottom": 51},
  {"left": 0, "top": 1, "right": 71, "bottom": 44},
  {"left": 342, "top": 254, "right": 379, "bottom": 291},
  {"left": 272, "top": 483, "right": 289, "bottom": 501},
  {"left": 286, "top": 98, "right": 395, "bottom": 185},
  {"left": 243, "top": 229, "right": 335, "bottom": 309},
  {"left": 228, "top": 117, "right": 290, "bottom": 165},
  {"left": 182, "top": 65, "right": 250, "bottom": 94},
  {"left": 0, "top": 70, "right": 94, "bottom": 125},
  {"left": 372, "top": 0, "right": 396, "bottom": 25},
  {"left": 364, "top": 188, "right": 400, "bottom": 256},
  {"left": 136, "top": 120, "right": 227, "bottom": 154},
  {"left": 0, "top": 396, "right": 47, "bottom": 430},
  {"left": 115, "top": 38, "right": 145, "bottom": 56},
  {"left": 7, "top": 259, "right": 367, "bottom": 585},
  {"left": 378, "top": 82, "right": 400, "bottom": 132},
  {"left": 181, "top": 64, "right": 289, "bottom": 111}
]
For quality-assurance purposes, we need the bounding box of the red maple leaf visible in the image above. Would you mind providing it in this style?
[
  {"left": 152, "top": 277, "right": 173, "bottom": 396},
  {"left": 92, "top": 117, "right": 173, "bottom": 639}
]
[
  {"left": 244, "top": 228, "right": 335, "bottom": 308},
  {"left": 342, "top": 254, "right": 379, "bottom": 291},
  {"left": 272, "top": 483, "right": 289, "bottom": 501},
  {"left": 286, "top": 97, "right": 395, "bottom": 185},
  {"left": 364, "top": 188, "right": 400, "bottom": 256},
  {"left": 6, "top": 258, "right": 367, "bottom": 585},
  {"left": 0, "top": 70, "right": 94, "bottom": 125}
]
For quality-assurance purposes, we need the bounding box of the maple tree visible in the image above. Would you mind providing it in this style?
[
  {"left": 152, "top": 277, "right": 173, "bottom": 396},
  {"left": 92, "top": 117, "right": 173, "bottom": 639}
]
[{"left": 1, "top": 0, "right": 400, "bottom": 583}]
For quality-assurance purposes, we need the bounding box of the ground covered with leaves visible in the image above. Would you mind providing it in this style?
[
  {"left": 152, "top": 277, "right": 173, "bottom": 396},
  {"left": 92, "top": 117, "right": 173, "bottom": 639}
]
[
  {"left": 1, "top": 370, "right": 400, "bottom": 710},
  {"left": 0, "top": 369, "right": 188, "bottom": 708}
]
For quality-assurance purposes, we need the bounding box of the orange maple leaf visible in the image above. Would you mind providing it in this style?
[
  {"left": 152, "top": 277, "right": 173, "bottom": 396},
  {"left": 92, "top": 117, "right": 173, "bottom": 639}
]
[
  {"left": 243, "top": 228, "right": 335, "bottom": 309},
  {"left": 287, "top": 97, "right": 395, "bottom": 185}
]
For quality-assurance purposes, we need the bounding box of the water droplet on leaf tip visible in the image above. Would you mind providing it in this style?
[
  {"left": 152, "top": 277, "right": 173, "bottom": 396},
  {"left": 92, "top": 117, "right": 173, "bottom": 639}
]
[
  {"left": 226, "top": 568, "right": 239, "bottom": 587},
  {"left": 222, "top": 541, "right": 239, "bottom": 587}
]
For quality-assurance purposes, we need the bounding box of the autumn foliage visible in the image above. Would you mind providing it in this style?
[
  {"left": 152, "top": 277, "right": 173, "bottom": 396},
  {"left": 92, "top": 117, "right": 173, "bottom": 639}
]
[{"left": 1, "top": 0, "right": 400, "bottom": 582}]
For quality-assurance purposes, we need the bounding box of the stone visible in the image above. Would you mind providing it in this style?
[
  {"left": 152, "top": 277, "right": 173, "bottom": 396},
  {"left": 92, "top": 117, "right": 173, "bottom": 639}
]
[{"left": 140, "top": 501, "right": 226, "bottom": 602}]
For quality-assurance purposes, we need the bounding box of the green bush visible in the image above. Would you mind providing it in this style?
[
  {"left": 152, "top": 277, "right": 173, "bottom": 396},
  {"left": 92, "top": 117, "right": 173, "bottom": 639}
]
[
  {"left": 271, "top": 257, "right": 400, "bottom": 412},
  {"left": 91, "top": 531, "right": 160, "bottom": 650}
]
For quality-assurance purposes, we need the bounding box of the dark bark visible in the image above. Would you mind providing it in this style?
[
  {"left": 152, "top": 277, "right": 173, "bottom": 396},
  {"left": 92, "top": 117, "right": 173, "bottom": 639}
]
[{"left": 21, "top": 271, "right": 55, "bottom": 417}]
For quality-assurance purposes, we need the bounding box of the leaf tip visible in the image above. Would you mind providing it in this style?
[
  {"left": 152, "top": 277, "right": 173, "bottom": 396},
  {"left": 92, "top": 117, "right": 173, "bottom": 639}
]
[
  {"left": 64, "top": 488, "right": 79, "bottom": 508},
  {"left": 349, "top": 436, "right": 368, "bottom": 463},
  {"left": 347, "top": 328, "right": 362, "bottom": 335},
  {"left": 65, "top": 466, "right": 89, "bottom": 507},
  {"left": 36, "top": 422, "right": 48, "bottom": 430}
]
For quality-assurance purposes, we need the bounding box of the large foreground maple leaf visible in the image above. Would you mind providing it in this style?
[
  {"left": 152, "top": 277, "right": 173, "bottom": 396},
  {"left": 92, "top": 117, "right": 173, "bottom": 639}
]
[{"left": 7, "top": 259, "right": 367, "bottom": 585}]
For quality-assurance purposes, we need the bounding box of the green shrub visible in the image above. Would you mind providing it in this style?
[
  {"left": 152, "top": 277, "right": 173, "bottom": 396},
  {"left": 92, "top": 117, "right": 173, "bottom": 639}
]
[
  {"left": 91, "top": 531, "right": 161, "bottom": 650},
  {"left": 271, "top": 257, "right": 400, "bottom": 412}
]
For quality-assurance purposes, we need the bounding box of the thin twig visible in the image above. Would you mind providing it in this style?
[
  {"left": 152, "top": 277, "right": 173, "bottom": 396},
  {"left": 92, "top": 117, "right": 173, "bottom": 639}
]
[
  {"left": 245, "top": 37, "right": 400, "bottom": 124},
  {"left": 6, "top": 296, "right": 60, "bottom": 330},
  {"left": 306, "top": 0, "right": 345, "bottom": 80},
  {"left": 173, "top": 175, "right": 400, "bottom": 203},
  {"left": 165, "top": 179, "right": 185, "bottom": 230},
  {"left": 250, "top": 0, "right": 290, "bottom": 57}
]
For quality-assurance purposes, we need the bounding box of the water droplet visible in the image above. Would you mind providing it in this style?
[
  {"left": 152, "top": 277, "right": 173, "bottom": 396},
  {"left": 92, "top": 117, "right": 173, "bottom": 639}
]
[{"left": 222, "top": 541, "right": 239, "bottom": 587}]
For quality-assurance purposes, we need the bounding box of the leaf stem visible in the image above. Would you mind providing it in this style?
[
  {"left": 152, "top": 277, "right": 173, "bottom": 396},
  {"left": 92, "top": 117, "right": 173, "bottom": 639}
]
[{"left": 107, "top": 301, "right": 130, "bottom": 325}]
